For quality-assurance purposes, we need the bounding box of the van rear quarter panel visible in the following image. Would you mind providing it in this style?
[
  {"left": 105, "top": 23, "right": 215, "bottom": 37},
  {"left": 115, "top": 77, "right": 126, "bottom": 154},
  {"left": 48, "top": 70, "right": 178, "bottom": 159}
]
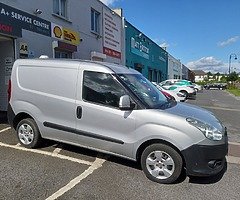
[{"left": 13, "top": 62, "right": 79, "bottom": 139}]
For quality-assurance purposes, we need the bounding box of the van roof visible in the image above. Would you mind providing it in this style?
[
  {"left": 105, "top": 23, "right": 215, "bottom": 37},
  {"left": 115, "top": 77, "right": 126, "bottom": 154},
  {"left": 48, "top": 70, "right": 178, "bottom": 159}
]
[{"left": 14, "top": 59, "right": 139, "bottom": 74}]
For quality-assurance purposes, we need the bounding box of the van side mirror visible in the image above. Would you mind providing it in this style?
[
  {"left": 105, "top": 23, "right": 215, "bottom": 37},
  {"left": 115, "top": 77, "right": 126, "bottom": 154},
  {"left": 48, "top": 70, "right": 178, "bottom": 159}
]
[{"left": 119, "top": 95, "right": 134, "bottom": 110}]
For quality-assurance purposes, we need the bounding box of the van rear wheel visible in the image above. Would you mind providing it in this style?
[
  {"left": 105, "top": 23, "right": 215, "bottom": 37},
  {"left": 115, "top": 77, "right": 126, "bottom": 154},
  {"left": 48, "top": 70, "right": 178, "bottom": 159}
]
[
  {"left": 141, "top": 144, "right": 182, "bottom": 184},
  {"left": 16, "top": 118, "right": 43, "bottom": 148}
]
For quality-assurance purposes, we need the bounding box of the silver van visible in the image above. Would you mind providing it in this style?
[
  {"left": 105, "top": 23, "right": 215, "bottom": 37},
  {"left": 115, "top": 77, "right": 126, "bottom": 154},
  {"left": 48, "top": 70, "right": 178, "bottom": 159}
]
[{"left": 8, "top": 59, "right": 228, "bottom": 184}]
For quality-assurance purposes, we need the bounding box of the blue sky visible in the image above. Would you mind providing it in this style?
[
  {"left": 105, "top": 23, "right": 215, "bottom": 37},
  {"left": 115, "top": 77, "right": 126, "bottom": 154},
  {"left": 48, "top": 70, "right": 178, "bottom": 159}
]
[{"left": 101, "top": 0, "right": 240, "bottom": 74}]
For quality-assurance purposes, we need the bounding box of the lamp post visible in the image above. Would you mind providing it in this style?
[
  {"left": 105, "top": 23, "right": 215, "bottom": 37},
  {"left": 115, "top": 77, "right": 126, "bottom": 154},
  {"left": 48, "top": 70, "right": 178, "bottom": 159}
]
[{"left": 228, "top": 53, "right": 237, "bottom": 74}]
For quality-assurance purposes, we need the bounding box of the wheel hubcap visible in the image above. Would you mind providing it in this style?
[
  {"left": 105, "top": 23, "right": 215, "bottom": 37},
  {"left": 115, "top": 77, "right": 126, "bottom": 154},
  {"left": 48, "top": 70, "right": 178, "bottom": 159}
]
[
  {"left": 146, "top": 150, "right": 175, "bottom": 179},
  {"left": 18, "top": 123, "right": 34, "bottom": 145}
]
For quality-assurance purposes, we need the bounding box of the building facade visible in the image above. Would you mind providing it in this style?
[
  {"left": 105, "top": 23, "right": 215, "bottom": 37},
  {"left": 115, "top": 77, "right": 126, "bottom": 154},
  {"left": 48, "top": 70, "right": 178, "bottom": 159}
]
[
  {"left": 188, "top": 69, "right": 195, "bottom": 82},
  {"left": 167, "top": 54, "right": 182, "bottom": 79},
  {"left": 192, "top": 70, "right": 207, "bottom": 82},
  {"left": 125, "top": 20, "right": 168, "bottom": 83},
  {"left": 0, "top": 0, "right": 125, "bottom": 111},
  {"left": 181, "top": 64, "right": 189, "bottom": 80}
]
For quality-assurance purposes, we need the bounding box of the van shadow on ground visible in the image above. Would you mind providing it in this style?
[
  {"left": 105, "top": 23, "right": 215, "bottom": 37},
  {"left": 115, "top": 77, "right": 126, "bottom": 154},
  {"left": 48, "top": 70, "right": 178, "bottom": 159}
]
[{"left": 0, "top": 112, "right": 7, "bottom": 124}]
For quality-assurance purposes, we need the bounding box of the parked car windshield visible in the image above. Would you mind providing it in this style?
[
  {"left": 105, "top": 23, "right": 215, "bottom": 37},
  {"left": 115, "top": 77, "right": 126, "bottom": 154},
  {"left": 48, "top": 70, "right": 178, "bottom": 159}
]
[{"left": 117, "top": 73, "right": 171, "bottom": 109}]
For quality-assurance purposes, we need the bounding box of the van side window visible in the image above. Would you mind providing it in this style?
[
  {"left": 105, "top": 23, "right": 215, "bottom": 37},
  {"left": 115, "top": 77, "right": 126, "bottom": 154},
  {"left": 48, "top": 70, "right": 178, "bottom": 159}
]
[{"left": 83, "top": 71, "right": 126, "bottom": 108}]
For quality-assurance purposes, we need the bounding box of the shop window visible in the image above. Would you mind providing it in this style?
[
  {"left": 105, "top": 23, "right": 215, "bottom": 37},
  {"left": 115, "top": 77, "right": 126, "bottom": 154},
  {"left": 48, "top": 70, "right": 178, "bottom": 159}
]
[
  {"left": 158, "top": 71, "right": 162, "bottom": 83},
  {"left": 53, "top": 0, "right": 67, "bottom": 18},
  {"left": 148, "top": 69, "right": 153, "bottom": 81},
  {"left": 135, "top": 66, "right": 142, "bottom": 73},
  {"left": 153, "top": 70, "right": 157, "bottom": 82},
  {"left": 55, "top": 50, "right": 72, "bottom": 58},
  {"left": 134, "top": 63, "right": 143, "bottom": 73},
  {"left": 91, "top": 9, "right": 100, "bottom": 34}
]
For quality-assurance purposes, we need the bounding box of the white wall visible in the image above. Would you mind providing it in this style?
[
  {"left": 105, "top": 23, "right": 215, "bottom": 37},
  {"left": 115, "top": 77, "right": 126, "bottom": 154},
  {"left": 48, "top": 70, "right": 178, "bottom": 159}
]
[
  {"left": 0, "top": 0, "right": 124, "bottom": 63},
  {"left": 168, "top": 54, "right": 182, "bottom": 79}
]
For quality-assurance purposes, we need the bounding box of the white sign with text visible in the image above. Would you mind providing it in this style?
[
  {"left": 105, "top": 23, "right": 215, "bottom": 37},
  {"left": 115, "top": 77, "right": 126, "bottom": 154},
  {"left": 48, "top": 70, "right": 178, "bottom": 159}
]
[{"left": 103, "top": 8, "right": 121, "bottom": 55}]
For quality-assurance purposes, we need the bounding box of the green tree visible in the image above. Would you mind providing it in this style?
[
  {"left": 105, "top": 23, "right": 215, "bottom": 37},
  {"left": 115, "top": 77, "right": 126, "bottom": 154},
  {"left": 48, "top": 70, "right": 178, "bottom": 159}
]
[
  {"left": 220, "top": 75, "right": 227, "bottom": 82},
  {"left": 227, "top": 72, "right": 238, "bottom": 82},
  {"left": 207, "top": 71, "right": 212, "bottom": 78}
]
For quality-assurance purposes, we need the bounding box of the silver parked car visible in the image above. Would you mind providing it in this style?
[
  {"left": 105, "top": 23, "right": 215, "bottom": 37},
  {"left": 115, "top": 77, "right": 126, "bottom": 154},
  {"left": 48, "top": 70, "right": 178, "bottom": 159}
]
[{"left": 8, "top": 59, "right": 228, "bottom": 184}]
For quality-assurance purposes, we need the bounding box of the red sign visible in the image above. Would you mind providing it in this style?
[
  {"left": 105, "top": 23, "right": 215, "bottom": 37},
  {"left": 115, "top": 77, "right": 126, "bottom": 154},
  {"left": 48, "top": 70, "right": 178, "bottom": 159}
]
[
  {"left": 58, "top": 41, "right": 77, "bottom": 52},
  {"left": 0, "top": 23, "right": 12, "bottom": 33},
  {"left": 103, "top": 47, "right": 121, "bottom": 59},
  {"left": 0, "top": 21, "right": 22, "bottom": 37}
]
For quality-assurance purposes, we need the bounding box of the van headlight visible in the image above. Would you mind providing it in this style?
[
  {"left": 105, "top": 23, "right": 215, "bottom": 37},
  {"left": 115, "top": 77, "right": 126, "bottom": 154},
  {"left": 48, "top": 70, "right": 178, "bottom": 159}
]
[{"left": 186, "top": 118, "right": 223, "bottom": 141}]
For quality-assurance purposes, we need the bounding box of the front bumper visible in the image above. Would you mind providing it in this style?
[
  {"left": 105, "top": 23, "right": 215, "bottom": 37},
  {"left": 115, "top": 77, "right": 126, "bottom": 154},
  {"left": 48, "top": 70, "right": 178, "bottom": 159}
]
[{"left": 181, "top": 137, "right": 228, "bottom": 176}]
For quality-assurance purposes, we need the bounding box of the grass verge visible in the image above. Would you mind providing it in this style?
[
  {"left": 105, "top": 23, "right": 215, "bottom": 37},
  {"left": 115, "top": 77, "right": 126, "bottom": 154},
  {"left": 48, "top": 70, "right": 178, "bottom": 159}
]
[{"left": 227, "top": 88, "right": 240, "bottom": 96}]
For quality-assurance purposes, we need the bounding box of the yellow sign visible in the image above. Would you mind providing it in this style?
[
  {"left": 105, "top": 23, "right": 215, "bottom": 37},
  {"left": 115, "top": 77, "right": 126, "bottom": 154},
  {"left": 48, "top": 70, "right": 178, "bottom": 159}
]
[
  {"left": 63, "top": 27, "right": 80, "bottom": 45},
  {"left": 51, "top": 23, "right": 80, "bottom": 45},
  {"left": 53, "top": 26, "right": 62, "bottom": 38}
]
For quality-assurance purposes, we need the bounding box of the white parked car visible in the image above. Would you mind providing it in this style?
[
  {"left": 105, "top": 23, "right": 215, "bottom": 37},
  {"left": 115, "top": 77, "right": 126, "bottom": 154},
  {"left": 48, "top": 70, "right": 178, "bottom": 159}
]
[
  {"left": 192, "top": 83, "right": 203, "bottom": 92},
  {"left": 159, "top": 80, "right": 196, "bottom": 99},
  {"left": 152, "top": 83, "right": 186, "bottom": 102}
]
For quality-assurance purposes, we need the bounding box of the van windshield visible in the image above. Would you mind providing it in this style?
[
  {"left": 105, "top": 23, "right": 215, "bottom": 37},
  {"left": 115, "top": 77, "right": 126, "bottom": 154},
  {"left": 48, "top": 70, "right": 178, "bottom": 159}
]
[{"left": 118, "top": 73, "right": 170, "bottom": 109}]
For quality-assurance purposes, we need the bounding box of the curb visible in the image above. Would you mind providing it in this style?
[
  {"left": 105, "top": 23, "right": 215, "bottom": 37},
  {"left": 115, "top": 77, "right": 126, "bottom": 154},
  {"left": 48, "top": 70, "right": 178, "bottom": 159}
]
[
  {"left": 228, "top": 143, "right": 240, "bottom": 158},
  {"left": 227, "top": 156, "right": 240, "bottom": 165}
]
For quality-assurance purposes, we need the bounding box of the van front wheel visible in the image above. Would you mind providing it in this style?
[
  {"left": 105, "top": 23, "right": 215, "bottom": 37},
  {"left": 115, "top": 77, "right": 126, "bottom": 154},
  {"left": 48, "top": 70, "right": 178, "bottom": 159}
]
[
  {"left": 16, "top": 118, "right": 43, "bottom": 148},
  {"left": 141, "top": 144, "right": 183, "bottom": 184}
]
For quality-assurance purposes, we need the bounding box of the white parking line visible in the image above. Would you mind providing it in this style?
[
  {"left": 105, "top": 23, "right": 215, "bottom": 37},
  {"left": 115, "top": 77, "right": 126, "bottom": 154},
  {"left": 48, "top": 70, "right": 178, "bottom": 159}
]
[
  {"left": 15, "top": 143, "right": 21, "bottom": 147},
  {"left": 0, "top": 127, "right": 11, "bottom": 133},
  {"left": 46, "top": 157, "right": 106, "bottom": 200},
  {"left": 201, "top": 106, "right": 240, "bottom": 112},
  {"left": 0, "top": 141, "right": 93, "bottom": 166},
  {"left": 229, "top": 142, "right": 240, "bottom": 146},
  {"left": 52, "top": 144, "right": 63, "bottom": 155}
]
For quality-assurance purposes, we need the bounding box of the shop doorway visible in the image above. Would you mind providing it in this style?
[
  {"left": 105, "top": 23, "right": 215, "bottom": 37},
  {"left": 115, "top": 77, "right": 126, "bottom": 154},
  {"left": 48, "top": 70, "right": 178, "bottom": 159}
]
[
  {"left": 134, "top": 63, "right": 143, "bottom": 73},
  {"left": 0, "top": 35, "right": 15, "bottom": 111},
  {"left": 55, "top": 50, "right": 72, "bottom": 59}
]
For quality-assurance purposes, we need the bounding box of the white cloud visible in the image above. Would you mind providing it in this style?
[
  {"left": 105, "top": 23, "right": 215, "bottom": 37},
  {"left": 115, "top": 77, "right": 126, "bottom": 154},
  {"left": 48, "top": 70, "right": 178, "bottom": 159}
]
[
  {"left": 99, "top": 0, "right": 118, "bottom": 6},
  {"left": 218, "top": 36, "right": 239, "bottom": 47},
  {"left": 186, "top": 56, "right": 228, "bottom": 73},
  {"left": 160, "top": 42, "right": 170, "bottom": 49},
  {"left": 153, "top": 39, "right": 170, "bottom": 49}
]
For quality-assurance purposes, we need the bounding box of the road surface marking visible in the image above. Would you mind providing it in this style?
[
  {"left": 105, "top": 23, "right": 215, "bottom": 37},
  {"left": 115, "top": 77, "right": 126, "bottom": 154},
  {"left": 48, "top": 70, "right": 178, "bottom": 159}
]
[
  {"left": 15, "top": 143, "right": 21, "bottom": 147},
  {"left": 201, "top": 106, "right": 240, "bottom": 112},
  {"left": 52, "top": 144, "right": 63, "bottom": 155},
  {"left": 229, "top": 142, "right": 240, "bottom": 146},
  {"left": 0, "top": 141, "right": 93, "bottom": 166},
  {"left": 0, "top": 127, "right": 11, "bottom": 133},
  {"left": 46, "top": 157, "right": 106, "bottom": 200},
  {"left": 227, "top": 156, "right": 240, "bottom": 165}
]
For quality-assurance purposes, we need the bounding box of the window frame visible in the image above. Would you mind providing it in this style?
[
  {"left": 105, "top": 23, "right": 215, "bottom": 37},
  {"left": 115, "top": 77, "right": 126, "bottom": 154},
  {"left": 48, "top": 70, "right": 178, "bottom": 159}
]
[
  {"left": 53, "top": 0, "right": 67, "bottom": 18},
  {"left": 82, "top": 71, "right": 129, "bottom": 109},
  {"left": 91, "top": 8, "right": 100, "bottom": 34}
]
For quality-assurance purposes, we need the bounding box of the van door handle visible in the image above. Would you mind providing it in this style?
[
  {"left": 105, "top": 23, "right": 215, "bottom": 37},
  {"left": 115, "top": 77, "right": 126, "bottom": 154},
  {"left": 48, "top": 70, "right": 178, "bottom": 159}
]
[{"left": 76, "top": 106, "right": 82, "bottom": 119}]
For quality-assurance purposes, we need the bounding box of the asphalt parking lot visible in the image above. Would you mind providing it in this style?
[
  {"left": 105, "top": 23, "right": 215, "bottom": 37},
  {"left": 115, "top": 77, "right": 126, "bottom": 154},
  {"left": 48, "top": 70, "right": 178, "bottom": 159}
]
[{"left": 0, "top": 89, "right": 240, "bottom": 200}]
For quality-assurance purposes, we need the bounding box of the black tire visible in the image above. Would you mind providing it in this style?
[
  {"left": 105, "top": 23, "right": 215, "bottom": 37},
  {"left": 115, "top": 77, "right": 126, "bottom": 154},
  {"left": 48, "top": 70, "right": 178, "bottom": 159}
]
[
  {"left": 180, "top": 90, "right": 188, "bottom": 98},
  {"left": 16, "top": 118, "right": 43, "bottom": 148},
  {"left": 141, "top": 143, "right": 183, "bottom": 184}
]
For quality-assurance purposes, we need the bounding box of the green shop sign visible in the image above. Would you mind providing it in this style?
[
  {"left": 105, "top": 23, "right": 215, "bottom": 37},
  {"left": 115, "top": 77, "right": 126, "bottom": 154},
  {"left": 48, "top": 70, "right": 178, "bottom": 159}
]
[{"left": 131, "top": 37, "right": 149, "bottom": 59}]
